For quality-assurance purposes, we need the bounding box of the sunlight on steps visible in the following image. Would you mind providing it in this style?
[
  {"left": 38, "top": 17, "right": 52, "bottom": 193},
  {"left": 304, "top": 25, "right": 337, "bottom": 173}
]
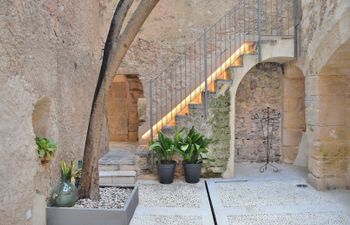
[{"left": 141, "top": 42, "right": 255, "bottom": 140}]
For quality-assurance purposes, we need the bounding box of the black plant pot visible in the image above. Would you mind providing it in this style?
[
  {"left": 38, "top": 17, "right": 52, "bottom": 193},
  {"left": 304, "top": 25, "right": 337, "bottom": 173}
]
[
  {"left": 157, "top": 160, "right": 176, "bottom": 184},
  {"left": 183, "top": 163, "right": 201, "bottom": 183}
]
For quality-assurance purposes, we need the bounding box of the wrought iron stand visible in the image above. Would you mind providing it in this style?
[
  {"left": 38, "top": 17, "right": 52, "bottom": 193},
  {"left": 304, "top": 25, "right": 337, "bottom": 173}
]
[{"left": 251, "top": 107, "right": 280, "bottom": 173}]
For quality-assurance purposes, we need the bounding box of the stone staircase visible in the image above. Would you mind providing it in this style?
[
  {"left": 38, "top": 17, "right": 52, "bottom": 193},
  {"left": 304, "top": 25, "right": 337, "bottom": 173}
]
[
  {"left": 159, "top": 37, "right": 294, "bottom": 137},
  {"left": 161, "top": 78, "right": 234, "bottom": 136}
]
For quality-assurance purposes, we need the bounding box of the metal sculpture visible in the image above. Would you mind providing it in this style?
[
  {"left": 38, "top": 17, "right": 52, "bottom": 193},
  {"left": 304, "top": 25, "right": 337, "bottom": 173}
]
[{"left": 251, "top": 107, "right": 281, "bottom": 173}]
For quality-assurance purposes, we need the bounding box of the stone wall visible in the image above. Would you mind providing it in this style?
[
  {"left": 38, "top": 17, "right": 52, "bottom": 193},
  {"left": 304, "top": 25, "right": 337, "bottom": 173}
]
[
  {"left": 174, "top": 81, "right": 231, "bottom": 177},
  {"left": 0, "top": 0, "right": 116, "bottom": 224},
  {"left": 235, "top": 63, "right": 283, "bottom": 162},
  {"left": 298, "top": 0, "right": 350, "bottom": 190}
]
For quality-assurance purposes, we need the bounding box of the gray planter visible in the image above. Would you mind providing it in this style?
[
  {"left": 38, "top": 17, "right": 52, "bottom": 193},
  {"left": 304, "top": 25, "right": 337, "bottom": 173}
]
[
  {"left": 47, "top": 186, "right": 138, "bottom": 225},
  {"left": 157, "top": 160, "right": 176, "bottom": 184},
  {"left": 183, "top": 163, "right": 201, "bottom": 183}
]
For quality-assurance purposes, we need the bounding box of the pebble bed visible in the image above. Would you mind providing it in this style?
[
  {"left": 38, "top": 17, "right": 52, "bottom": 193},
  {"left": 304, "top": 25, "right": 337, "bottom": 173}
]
[
  {"left": 138, "top": 183, "right": 201, "bottom": 208},
  {"left": 227, "top": 212, "right": 350, "bottom": 225},
  {"left": 218, "top": 180, "right": 329, "bottom": 208},
  {"left": 74, "top": 187, "right": 133, "bottom": 209},
  {"left": 130, "top": 215, "right": 203, "bottom": 225}
]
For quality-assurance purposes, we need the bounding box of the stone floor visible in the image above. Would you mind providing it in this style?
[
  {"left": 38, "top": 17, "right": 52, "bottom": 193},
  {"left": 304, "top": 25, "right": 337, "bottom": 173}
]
[
  {"left": 130, "top": 180, "right": 214, "bottom": 225},
  {"left": 130, "top": 163, "right": 350, "bottom": 225}
]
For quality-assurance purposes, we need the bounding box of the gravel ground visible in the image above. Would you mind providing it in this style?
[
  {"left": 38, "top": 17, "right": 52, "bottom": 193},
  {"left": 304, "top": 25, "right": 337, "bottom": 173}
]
[
  {"left": 130, "top": 215, "right": 203, "bottom": 225},
  {"left": 218, "top": 180, "right": 329, "bottom": 208},
  {"left": 138, "top": 183, "right": 201, "bottom": 208},
  {"left": 227, "top": 212, "right": 350, "bottom": 225},
  {"left": 74, "top": 187, "right": 133, "bottom": 209}
]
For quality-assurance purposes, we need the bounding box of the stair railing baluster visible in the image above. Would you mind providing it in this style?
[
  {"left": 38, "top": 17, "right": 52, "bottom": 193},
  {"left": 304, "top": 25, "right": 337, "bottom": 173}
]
[
  {"left": 258, "top": 0, "right": 262, "bottom": 62},
  {"left": 204, "top": 29, "right": 208, "bottom": 119}
]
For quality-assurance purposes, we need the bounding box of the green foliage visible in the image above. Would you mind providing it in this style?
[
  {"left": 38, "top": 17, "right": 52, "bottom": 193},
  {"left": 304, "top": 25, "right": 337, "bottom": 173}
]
[
  {"left": 177, "top": 126, "right": 211, "bottom": 164},
  {"left": 60, "top": 160, "right": 76, "bottom": 183},
  {"left": 74, "top": 160, "right": 83, "bottom": 181},
  {"left": 149, "top": 131, "right": 180, "bottom": 164},
  {"left": 35, "top": 136, "right": 57, "bottom": 160}
]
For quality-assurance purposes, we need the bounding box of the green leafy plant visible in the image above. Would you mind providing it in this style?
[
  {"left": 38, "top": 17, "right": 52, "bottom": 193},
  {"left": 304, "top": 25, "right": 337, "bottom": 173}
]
[
  {"left": 35, "top": 137, "right": 57, "bottom": 161},
  {"left": 177, "top": 126, "right": 211, "bottom": 164},
  {"left": 60, "top": 160, "right": 76, "bottom": 183},
  {"left": 74, "top": 160, "right": 83, "bottom": 181},
  {"left": 149, "top": 131, "right": 178, "bottom": 164}
]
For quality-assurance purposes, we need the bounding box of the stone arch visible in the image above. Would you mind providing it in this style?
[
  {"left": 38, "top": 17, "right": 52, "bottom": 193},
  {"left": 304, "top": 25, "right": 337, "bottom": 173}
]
[
  {"left": 306, "top": 38, "right": 350, "bottom": 190},
  {"left": 107, "top": 74, "right": 144, "bottom": 142},
  {"left": 234, "top": 63, "right": 283, "bottom": 163},
  {"left": 223, "top": 37, "right": 295, "bottom": 177},
  {"left": 301, "top": 7, "right": 350, "bottom": 77},
  {"left": 281, "top": 62, "right": 306, "bottom": 164}
]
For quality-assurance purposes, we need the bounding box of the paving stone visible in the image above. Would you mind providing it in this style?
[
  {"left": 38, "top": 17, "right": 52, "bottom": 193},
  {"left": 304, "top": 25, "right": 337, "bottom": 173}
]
[{"left": 227, "top": 212, "right": 350, "bottom": 225}]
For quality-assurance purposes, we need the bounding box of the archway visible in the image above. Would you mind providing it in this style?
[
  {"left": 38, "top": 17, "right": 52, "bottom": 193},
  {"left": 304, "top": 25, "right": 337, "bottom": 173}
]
[
  {"left": 307, "top": 39, "right": 350, "bottom": 190},
  {"left": 235, "top": 63, "right": 283, "bottom": 163},
  {"left": 107, "top": 74, "right": 144, "bottom": 143}
]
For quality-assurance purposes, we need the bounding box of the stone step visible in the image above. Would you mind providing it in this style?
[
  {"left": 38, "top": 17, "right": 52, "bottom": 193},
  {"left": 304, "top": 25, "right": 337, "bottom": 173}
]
[
  {"left": 99, "top": 149, "right": 137, "bottom": 172},
  {"left": 99, "top": 171, "right": 136, "bottom": 186},
  {"left": 99, "top": 163, "right": 136, "bottom": 172},
  {"left": 161, "top": 125, "right": 175, "bottom": 136}
]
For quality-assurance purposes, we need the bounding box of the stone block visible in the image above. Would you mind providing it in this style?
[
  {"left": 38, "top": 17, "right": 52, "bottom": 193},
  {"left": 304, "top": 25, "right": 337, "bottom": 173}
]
[
  {"left": 305, "top": 95, "right": 347, "bottom": 126},
  {"left": 281, "top": 146, "right": 299, "bottom": 163},
  {"left": 128, "top": 132, "right": 138, "bottom": 142},
  {"left": 307, "top": 125, "right": 347, "bottom": 142},
  {"left": 282, "top": 129, "right": 303, "bottom": 146},
  {"left": 305, "top": 75, "right": 348, "bottom": 96},
  {"left": 308, "top": 157, "right": 347, "bottom": 178},
  {"left": 283, "top": 96, "right": 304, "bottom": 112},
  {"left": 99, "top": 171, "right": 136, "bottom": 186},
  {"left": 308, "top": 173, "right": 348, "bottom": 190},
  {"left": 137, "top": 98, "right": 147, "bottom": 123},
  {"left": 282, "top": 111, "right": 306, "bottom": 129},
  {"left": 282, "top": 78, "right": 305, "bottom": 97},
  {"left": 128, "top": 112, "right": 139, "bottom": 124},
  {"left": 308, "top": 141, "right": 348, "bottom": 160}
]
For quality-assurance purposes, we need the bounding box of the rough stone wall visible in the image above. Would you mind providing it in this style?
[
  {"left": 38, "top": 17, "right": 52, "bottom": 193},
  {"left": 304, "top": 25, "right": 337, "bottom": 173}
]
[
  {"left": 122, "top": 0, "right": 238, "bottom": 78},
  {"left": 235, "top": 63, "right": 282, "bottom": 162},
  {"left": 0, "top": 0, "right": 116, "bottom": 224}
]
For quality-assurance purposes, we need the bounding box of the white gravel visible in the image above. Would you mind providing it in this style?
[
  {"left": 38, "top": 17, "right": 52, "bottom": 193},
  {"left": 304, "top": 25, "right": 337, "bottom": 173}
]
[
  {"left": 130, "top": 215, "right": 203, "bottom": 225},
  {"left": 74, "top": 187, "right": 133, "bottom": 209},
  {"left": 138, "top": 183, "right": 201, "bottom": 208},
  {"left": 218, "top": 180, "right": 330, "bottom": 208},
  {"left": 228, "top": 212, "right": 350, "bottom": 225}
]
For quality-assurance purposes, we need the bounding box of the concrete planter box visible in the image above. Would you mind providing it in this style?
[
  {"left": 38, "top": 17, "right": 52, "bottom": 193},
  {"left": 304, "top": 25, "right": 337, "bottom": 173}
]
[{"left": 47, "top": 186, "right": 138, "bottom": 225}]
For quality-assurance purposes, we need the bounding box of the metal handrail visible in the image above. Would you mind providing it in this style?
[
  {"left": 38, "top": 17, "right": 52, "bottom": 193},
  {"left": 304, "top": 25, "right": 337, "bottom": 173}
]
[{"left": 146, "top": 0, "right": 298, "bottom": 140}]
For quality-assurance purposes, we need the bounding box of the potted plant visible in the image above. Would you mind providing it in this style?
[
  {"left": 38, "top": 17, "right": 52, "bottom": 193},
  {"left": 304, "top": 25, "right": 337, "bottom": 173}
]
[
  {"left": 35, "top": 136, "right": 57, "bottom": 163},
  {"left": 177, "top": 127, "right": 210, "bottom": 183},
  {"left": 51, "top": 160, "right": 78, "bottom": 207},
  {"left": 149, "top": 131, "right": 177, "bottom": 184}
]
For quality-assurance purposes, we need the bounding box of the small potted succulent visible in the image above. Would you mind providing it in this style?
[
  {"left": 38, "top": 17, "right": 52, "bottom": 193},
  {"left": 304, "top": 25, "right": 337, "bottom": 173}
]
[
  {"left": 35, "top": 136, "right": 57, "bottom": 163},
  {"left": 149, "top": 131, "right": 178, "bottom": 184},
  {"left": 177, "top": 127, "right": 210, "bottom": 183}
]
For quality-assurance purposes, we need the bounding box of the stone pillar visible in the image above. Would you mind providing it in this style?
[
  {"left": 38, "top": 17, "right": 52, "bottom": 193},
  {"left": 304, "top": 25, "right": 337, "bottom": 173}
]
[
  {"left": 306, "top": 75, "right": 349, "bottom": 190},
  {"left": 281, "top": 63, "right": 305, "bottom": 163}
]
